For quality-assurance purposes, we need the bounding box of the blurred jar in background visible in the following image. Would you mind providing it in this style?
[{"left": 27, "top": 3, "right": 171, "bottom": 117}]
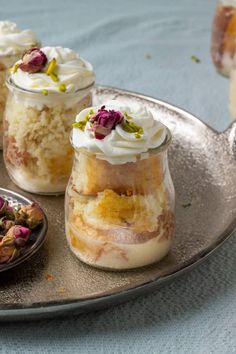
[
  {"left": 211, "top": 0, "right": 236, "bottom": 76},
  {"left": 229, "top": 61, "right": 236, "bottom": 119}
]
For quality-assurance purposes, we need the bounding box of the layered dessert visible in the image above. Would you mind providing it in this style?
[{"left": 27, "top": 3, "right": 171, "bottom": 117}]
[
  {"left": 3, "top": 46, "right": 95, "bottom": 194},
  {"left": 65, "top": 101, "right": 175, "bottom": 270},
  {"left": 0, "top": 21, "right": 39, "bottom": 149},
  {"left": 211, "top": 0, "right": 236, "bottom": 76}
]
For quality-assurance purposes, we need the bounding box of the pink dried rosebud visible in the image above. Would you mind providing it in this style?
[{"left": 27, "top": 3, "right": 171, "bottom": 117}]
[
  {"left": 19, "top": 48, "right": 47, "bottom": 73},
  {"left": 6, "top": 225, "right": 31, "bottom": 247},
  {"left": 90, "top": 106, "right": 123, "bottom": 140},
  {"left": 18, "top": 203, "right": 44, "bottom": 229}
]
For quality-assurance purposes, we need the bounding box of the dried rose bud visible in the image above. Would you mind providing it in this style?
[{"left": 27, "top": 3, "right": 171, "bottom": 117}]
[
  {"left": 5, "top": 206, "right": 15, "bottom": 220},
  {"left": 19, "top": 48, "right": 47, "bottom": 73},
  {"left": 6, "top": 225, "right": 31, "bottom": 247},
  {"left": 0, "top": 219, "right": 15, "bottom": 235},
  {"left": 0, "top": 234, "right": 17, "bottom": 263},
  {"left": 0, "top": 244, "right": 17, "bottom": 263},
  {"left": 18, "top": 203, "right": 44, "bottom": 229},
  {"left": 0, "top": 197, "right": 7, "bottom": 214},
  {"left": 90, "top": 106, "right": 123, "bottom": 140}
]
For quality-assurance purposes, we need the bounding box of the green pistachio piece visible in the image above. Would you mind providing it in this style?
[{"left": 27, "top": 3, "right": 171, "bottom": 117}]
[
  {"left": 72, "top": 120, "right": 87, "bottom": 131},
  {"left": 58, "top": 83, "right": 66, "bottom": 92},
  {"left": 121, "top": 119, "right": 143, "bottom": 134},
  {"left": 50, "top": 72, "right": 59, "bottom": 82},
  {"left": 124, "top": 112, "right": 132, "bottom": 120},
  {"left": 134, "top": 132, "right": 141, "bottom": 139},
  {"left": 10, "top": 63, "right": 20, "bottom": 74},
  {"left": 46, "top": 58, "right": 57, "bottom": 75}
]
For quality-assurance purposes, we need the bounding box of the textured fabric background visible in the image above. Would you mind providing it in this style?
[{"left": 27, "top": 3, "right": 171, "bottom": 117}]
[{"left": 0, "top": 0, "right": 236, "bottom": 353}]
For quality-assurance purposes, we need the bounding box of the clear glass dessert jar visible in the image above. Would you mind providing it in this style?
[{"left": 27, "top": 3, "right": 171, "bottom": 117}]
[
  {"left": 211, "top": 0, "right": 236, "bottom": 76},
  {"left": 65, "top": 132, "right": 175, "bottom": 270},
  {"left": 3, "top": 79, "right": 94, "bottom": 195}
]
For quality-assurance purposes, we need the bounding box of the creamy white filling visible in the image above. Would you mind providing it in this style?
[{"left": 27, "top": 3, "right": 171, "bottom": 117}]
[
  {"left": 66, "top": 222, "right": 171, "bottom": 269},
  {"left": 11, "top": 46, "right": 95, "bottom": 93},
  {"left": 72, "top": 100, "right": 168, "bottom": 164},
  {"left": 0, "top": 21, "right": 39, "bottom": 57}
]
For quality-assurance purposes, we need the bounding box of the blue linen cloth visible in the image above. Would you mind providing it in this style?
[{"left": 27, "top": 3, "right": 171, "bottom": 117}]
[{"left": 0, "top": 0, "right": 235, "bottom": 353}]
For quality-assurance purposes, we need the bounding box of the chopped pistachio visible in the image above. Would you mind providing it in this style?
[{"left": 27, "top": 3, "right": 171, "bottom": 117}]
[
  {"left": 42, "top": 89, "right": 48, "bottom": 96},
  {"left": 10, "top": 63, "right": 20, "bottom": 74},
  {"left": 46, "top": 58, "right": 57, "bottom": 75},
  {"left": 72, "top": 112, "right": 91, "bottom": 131},
  {"left": 72, "top": 120, "right": 87, "bottom": 131},
  {"left": 50, "top": 72, "right": 59, "bottom": 82},
  {"left": 58, "top": 83, "right": 66, "bottom": 92},
  {"left": 134, "top": 132, "right": 141, "bottom": 139},
  {"left": 121, "top": 119, "right": 143, "bottom": 134},
  {"left": 191, "top": 55, "right": 201, "bottom": 63},
  {"left": 89, "top": 109, "right": 94, "bottom": 115},
  {"left": 124, "top": 112, "right": 132, "bottom": 120}
]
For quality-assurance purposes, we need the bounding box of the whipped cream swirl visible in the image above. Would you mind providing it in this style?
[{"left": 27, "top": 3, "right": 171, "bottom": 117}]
[
  {"left": 72, "top": 100, "right": 168, "bottom": 164},
  {"left": 11, "top": 46, "right": 95, "bottom": 93},
  {"left": 0, "top": 21, "right": 38, "bottom": 57}
]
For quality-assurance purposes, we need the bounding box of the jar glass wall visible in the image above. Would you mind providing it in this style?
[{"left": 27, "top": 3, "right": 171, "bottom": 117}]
[
  {"left": 3, "top": 79, "right": 94, "bottom": 194},
  {"left": 0, "top": 54, "right": 29, "bottom": 149},
  {"left": 65, "top": 135, "right": 175, "bottom": 270}
]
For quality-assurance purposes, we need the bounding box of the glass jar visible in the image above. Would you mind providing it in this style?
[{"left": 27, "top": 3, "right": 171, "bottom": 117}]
[
  {"left": 0, "top": 54, "right": 29, "bottom": 150},
  {"left": 3, "top": 78, "right": 94, "bottom": 195},
  {"left": 65, "top": 131, "right": 175, "bottom": 270},
  {"left": 211, "top": 0, "right": 236, "bottom": 76}
]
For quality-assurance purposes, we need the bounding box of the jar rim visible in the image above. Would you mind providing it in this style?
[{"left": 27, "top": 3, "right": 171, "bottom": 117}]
[
  {"left": 6, "top": 76, "right": 95, "bottom": 96},
  {"left": 70, "top": 126, "right": 172, "bottom": 162}
]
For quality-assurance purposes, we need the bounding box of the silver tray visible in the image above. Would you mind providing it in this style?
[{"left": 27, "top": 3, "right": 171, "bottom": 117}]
[{"left": 0, "top": 86, "right": 235, "bottom": 321}]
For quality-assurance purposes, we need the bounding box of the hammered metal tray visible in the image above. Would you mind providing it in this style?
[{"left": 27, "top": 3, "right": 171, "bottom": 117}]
[{"left": 0, "top": 86, "right": 235, "bottom": 321}]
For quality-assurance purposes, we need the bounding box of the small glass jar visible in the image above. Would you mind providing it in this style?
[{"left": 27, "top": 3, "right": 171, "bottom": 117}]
[
  {"left": 65, "top": 131, "right": 175, "bottom": 270},
  {"left": 3, "top": 78, "right": 94, "bottom": 195},
  {"left": 211, "top": 0, "right": 236, "bottom": 76}
]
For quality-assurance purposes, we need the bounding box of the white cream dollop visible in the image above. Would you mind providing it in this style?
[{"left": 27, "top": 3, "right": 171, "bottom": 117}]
[
  {"left": 11, "top": 46, "right": 95, "bottom": 93},
  {"left": 72, "top": 100, "right": 168, "bottom": 164},
  {"left": 0, "top": 21, "right": 38, "bottom": 57}
]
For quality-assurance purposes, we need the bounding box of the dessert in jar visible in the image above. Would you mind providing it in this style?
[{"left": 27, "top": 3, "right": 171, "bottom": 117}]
[
  {"left": 3, "top": 46, "right": 95, "bottom": 195},
  {"left": 0, "top": 21, "right": 39, "bottom": 149},
  {"left": 211, "top": 0, "right": 236, "bottom": 76},
  {"left": 65, "top": 100, "right": 175, "bottom": 270}
]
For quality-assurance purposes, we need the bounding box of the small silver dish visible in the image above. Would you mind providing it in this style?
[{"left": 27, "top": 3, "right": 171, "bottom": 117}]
[{"left": 0, "top": 188, "right": 48, "bottom": 273}]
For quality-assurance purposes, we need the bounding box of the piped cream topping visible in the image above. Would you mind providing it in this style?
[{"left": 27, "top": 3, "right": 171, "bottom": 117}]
[
  {"left": 11, "top": 46, "right": 95, "bottom": 93},
  {"left": 72, "top": 100, "right": 168, "bottom": 164},
  {"left": 0, "top": 21, "right": 38, "bottom": 57}
]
